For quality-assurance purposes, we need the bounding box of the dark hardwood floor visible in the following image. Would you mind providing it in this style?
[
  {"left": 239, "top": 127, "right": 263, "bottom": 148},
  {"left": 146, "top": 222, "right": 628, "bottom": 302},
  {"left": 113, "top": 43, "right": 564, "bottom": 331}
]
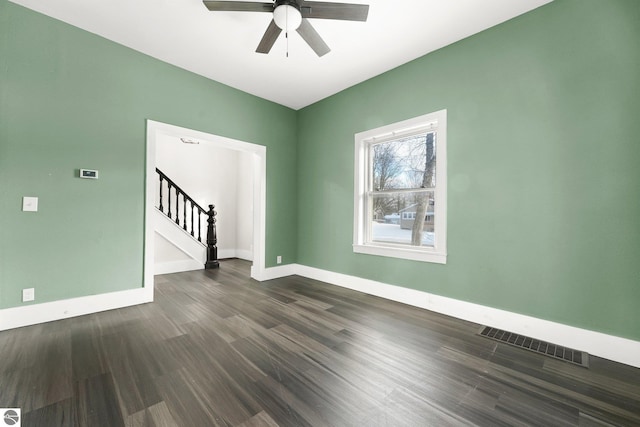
[{"left": 1, "top": 259, "right": 639, "bottom": 426}]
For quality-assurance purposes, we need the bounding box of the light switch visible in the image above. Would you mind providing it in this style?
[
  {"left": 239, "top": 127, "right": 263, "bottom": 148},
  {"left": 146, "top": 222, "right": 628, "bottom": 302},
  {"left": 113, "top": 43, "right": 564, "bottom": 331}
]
[{"left": 22, "top": 196, "right": 38, "bottom": 212}]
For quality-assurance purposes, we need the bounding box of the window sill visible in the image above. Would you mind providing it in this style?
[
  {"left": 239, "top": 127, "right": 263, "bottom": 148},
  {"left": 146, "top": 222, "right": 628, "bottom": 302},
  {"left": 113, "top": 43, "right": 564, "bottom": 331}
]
[{"left": 353, "top": 244, "right": 447, "bottom": 264}]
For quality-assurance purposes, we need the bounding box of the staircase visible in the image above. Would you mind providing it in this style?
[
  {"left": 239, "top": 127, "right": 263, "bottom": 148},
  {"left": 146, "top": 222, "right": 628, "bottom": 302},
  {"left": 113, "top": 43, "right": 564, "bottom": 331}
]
[{"left": 154, "top": 168, "right": 219, "bottom": 274}]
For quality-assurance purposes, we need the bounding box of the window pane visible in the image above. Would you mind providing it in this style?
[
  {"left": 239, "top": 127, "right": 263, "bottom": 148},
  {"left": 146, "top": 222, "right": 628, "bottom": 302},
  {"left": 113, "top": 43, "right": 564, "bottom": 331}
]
[
  {"left": 370, "top": 191, "right": 435, "bottom": 247},
  {"left": 372, "top": 132, "right": 436, "bottom": 191}
]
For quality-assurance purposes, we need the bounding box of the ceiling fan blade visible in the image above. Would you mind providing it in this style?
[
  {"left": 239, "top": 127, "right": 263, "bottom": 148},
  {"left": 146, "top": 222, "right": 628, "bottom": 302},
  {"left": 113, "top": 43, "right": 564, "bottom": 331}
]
[
  {"left": 297, "top": 19, "right": 330, "bottom": 57},
  {"left": 256, "top": 19, "right": 283, "bottom": 54},
  {"left": 202, "top": 1, "right": 273, "bottom": 13},
  {"left": 300, "top": 1, "right": 369, "bottom": 22}
]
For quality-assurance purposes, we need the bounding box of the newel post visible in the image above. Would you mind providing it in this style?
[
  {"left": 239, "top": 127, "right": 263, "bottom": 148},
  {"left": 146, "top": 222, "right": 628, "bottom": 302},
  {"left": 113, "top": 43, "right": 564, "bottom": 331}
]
[{"left": 205, "top": 204, "right": 220, "bottom": 269}]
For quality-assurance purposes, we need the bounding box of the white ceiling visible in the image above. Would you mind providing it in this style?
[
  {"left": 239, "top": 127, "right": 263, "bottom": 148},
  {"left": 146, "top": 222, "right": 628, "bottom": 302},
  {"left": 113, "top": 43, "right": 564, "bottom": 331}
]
[{"left": 9, "top": 0, "right": 553, "bottom": 110}]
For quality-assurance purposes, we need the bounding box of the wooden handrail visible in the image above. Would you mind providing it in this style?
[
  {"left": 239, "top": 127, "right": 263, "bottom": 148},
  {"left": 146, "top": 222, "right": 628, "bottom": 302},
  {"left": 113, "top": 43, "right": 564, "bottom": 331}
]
[{"left": 156, "top": 167, "right": 219, "bottom": 269}]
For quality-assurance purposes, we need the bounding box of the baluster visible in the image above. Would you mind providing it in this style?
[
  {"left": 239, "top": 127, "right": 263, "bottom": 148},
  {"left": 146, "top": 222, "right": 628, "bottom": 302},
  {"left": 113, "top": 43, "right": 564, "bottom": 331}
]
[
  {"left": 158, "top": 175, "right": 164, "bottom": 212},
  {"left": 167, "top": 183, "right": 172, "bottom": 219},
  {"left": 175, "top": 190, "right": 180, "bottom": 225},
  {"left": 190, "top": 202, "right": 195, "bottom": 237},
  {"left": 183, "top": 197, "right": 187, "bottom": 230},
  {"left": 205, "top": 204, "right": 219, "bottom": 269},
  {"left": 155, "top": 169, "right": 212, "bottom": 249}
]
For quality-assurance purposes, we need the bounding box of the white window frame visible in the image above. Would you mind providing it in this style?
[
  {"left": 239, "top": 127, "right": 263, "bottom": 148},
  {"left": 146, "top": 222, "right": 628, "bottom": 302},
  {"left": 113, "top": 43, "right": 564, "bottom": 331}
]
[{"left": 353, "top": 110, "right": 447, "bottom": 264}]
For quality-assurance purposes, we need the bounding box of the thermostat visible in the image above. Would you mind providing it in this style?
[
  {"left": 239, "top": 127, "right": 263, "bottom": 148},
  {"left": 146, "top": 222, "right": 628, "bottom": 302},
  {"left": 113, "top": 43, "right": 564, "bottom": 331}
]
[{"left": 80, "top": 169, "right": 99, "bottom": 179}]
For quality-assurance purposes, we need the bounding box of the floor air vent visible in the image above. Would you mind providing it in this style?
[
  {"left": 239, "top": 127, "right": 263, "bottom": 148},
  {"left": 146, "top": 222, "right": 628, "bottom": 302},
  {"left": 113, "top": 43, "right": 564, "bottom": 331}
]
[{"left": 479, "top": 326, "right": 589, "bottom": 368}]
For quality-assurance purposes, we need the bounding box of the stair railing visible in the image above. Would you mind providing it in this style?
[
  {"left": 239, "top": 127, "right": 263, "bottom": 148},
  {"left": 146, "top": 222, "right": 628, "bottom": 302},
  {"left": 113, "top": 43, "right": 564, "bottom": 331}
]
[{"left": 156, "top": 167, "right": 219, "bottom": 269}]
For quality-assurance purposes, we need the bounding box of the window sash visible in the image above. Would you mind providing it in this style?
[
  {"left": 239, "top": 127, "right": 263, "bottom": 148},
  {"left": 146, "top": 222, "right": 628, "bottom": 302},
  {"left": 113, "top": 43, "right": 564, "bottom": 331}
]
[
  {"left": 365, "top": 189, "right": 436, "bottom": 248},
  {"left": 368, "top": 131, "right": 436, "bottom": 193}
]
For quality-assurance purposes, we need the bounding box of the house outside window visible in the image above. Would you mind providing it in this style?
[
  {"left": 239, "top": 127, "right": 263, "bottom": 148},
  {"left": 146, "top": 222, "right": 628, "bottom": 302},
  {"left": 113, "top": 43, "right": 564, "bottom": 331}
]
[{"left": 353, "top": 110, "right": 447, "bottom": 264}]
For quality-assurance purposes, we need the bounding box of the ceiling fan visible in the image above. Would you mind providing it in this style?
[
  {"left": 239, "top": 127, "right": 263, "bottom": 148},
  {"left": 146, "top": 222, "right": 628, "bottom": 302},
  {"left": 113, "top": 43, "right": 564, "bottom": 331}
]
[{"left": 203, "top": 0, "right": 370, "bottom": 57}]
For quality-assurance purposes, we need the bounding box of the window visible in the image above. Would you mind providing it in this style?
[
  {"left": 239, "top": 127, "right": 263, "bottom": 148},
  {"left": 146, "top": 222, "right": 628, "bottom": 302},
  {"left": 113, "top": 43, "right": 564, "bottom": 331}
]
[{"left": 353, "top": 110, "right": 447, "bottom": 263}]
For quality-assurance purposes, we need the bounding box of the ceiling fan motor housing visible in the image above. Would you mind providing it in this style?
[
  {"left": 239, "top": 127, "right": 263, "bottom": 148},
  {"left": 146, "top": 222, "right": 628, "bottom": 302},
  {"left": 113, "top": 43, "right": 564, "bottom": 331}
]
[{"left": 273, "top": 0, "right": 302, "bottom": 30}]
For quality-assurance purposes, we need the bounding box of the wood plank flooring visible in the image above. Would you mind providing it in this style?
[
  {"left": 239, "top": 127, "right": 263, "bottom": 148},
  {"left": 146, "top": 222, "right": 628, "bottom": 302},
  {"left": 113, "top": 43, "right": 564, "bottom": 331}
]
[{"left": 1, "top": 259, "right": 639, "bottom": 426}]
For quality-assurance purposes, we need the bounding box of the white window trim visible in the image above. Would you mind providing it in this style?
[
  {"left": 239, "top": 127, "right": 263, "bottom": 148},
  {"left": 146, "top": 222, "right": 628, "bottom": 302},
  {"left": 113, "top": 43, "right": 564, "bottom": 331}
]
[{"left": 353, "top": 110, "right": 447, "bottom": 264}]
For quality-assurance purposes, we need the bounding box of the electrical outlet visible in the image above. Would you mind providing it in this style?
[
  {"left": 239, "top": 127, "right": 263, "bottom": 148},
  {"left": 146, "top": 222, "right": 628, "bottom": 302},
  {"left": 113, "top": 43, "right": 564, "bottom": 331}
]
[
  {"left": 22, "top": 288, "right": 35, "bottom": 302},
  {"left": 276, "top": 256, "right": 282, "bottom": 264}
]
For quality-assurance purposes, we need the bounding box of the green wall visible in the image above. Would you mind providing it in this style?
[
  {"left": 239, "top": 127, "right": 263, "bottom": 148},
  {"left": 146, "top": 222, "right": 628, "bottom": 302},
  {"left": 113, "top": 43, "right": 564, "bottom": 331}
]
[
  {"left": 2, "top": 0, "right": 639, "bottom": 343},
  {"left": 0, "top": 0, "right": 298, "bottom": 309},
  {"left": 297, "top": 0, "right": 640, "bottom": 340}
]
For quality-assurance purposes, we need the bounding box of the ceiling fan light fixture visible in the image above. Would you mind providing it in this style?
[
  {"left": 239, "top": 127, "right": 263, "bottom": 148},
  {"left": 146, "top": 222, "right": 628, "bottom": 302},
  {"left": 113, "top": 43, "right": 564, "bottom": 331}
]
[{"left": 273, "top": 3, "right": 302, "bottom": 31}]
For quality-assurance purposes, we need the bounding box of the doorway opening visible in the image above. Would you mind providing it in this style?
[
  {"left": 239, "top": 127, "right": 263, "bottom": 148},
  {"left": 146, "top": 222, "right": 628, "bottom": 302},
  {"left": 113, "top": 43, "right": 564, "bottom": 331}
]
[{"left": 144, "top": 120, "right": 267, "bottom": 296}]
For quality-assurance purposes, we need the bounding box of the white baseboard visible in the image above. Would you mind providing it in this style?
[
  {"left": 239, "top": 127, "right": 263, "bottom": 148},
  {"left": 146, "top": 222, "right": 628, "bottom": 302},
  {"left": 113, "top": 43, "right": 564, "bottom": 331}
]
[
  {"left": 0, "top": 287, "right": 153, "bottom": 332},
  {"left": 274, "top": 264, "right": 639, "bottom": 368},
  {"left": 255, "top": 263, "right": 298, "bottom": 281},
  {"left": 235, "top": 249, "right": 253, "bottom": 262},
  {"left": 218, "top": 249, "right": 236, "bottom": 260},
  {"left": 218, "top": 249, "right": 253, "bottom": 261},
  {"left": 4, "top": 261, "right": 637, "bottom": 368},
  {"left": 154, "top": 259, "right": 204, "bottom": 275}
]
